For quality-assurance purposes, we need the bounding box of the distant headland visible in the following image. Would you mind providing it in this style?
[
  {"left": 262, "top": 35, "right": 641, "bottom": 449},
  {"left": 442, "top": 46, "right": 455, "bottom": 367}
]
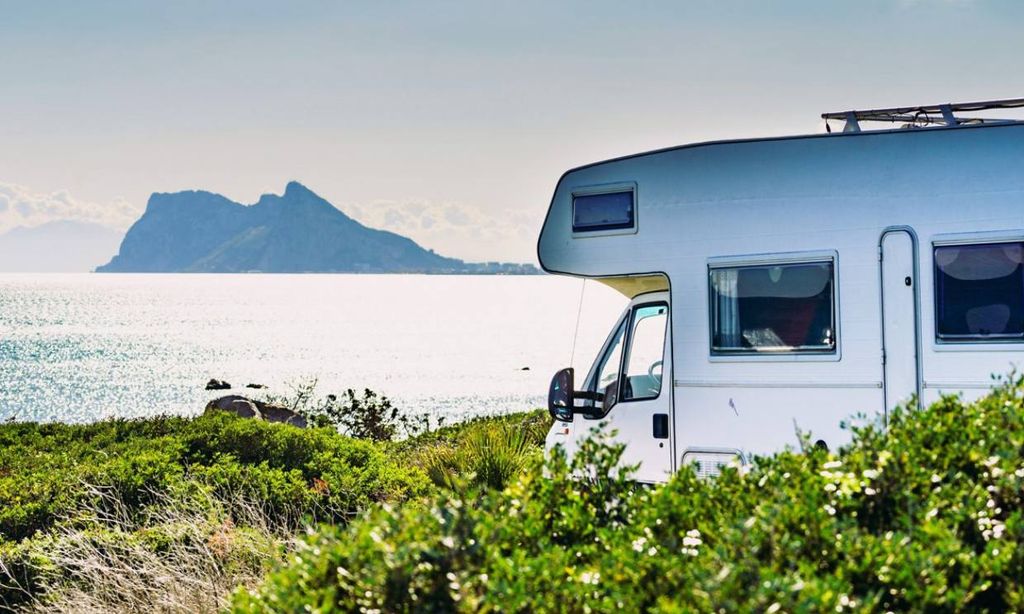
[{"left": 98, "top": 181, "right": 539, "bottom": 274}]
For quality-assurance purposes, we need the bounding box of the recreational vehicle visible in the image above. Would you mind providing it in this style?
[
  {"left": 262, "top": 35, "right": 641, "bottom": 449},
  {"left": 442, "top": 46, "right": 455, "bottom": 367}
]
[{"left": 540, "top": 99, "right": 1024, "bottom": 483}]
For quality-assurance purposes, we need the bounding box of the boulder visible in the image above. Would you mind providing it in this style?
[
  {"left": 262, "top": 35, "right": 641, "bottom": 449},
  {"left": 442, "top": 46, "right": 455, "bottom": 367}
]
[
  {"left": 205, "top": 378, "right": 232, "bottom": 390},
  {"left": 204, "top": 395, "right": 306, "bottom": 428},
  {"left": 229, "top": 399, "right": 262, "bottom": 419},
  {"left": 260, "top": 404, "right": 308, "bottom": 428},
  {"left": 205, "top": 395, "right": 260, "bottom": 418}
]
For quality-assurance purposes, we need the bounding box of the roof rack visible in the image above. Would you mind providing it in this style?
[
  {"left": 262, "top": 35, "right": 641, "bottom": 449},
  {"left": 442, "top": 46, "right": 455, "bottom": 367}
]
[{"left": 821, "top": 97, "right": 1024, "bottom": 133}]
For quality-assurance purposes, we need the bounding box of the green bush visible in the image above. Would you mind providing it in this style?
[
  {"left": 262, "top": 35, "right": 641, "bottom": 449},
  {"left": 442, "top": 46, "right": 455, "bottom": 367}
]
[
  {"left": 260, "top": 379, "right": 431, "bottom": 441},
  {"left": 0, "top": 408, "right": 545, "bottom": 609},
  {"left": 234, "top": 378, "right": 1024, "bottom": 613},
  {"left": 306, "top": 388, "right": 419, "bottom": 441},
  {"left": 410, "top": 411, "right": 550, "bottom": 490},
  {"left": 0, "top": 413, "right": 429, "bottom": 547}
]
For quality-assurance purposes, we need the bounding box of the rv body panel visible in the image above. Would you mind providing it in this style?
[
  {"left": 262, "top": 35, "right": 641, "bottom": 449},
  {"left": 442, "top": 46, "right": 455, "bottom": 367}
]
[{"left": 539, "top": 124, "right": 1024, "bottom": 467}]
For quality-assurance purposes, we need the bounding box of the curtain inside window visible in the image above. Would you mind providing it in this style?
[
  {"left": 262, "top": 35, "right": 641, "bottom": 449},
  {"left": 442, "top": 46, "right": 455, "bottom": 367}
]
[
  {"left": 714, "top": 269, "right": 741, "bottom": 348},
  {"left": 711, "top": 262, "right": 835, "bottom": 353},
  {"left": 935, "top": 242, "right": 1024, "bottom": 339}
]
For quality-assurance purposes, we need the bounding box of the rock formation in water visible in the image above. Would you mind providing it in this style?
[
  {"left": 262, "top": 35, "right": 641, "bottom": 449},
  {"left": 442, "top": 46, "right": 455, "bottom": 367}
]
[
  {"left": 98, "top": 181, "right": 456, "bottom": 273},
  {"left": 205, "top": 378, "right": 232, "bottom": 390},
  {"left": 98, "top": 181, "right": 537, "bottom": 274}
]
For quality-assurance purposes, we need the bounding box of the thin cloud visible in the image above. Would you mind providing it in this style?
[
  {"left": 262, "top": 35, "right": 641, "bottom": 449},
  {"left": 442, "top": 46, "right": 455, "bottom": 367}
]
[
  {"left": 0, "top": 182, "right": 140, "bottom": 234},
  {"left": 342, "top": 200, "right": 538, "bottom": 263},
  {"left": 896, "top": 0, "right": 977, "bottom": 7}
]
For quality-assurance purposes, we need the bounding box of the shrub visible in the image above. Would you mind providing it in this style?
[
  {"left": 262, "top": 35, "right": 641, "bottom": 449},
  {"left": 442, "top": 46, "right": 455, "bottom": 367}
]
[
  {"left": 305, "top": 388, "right": 411, "bottom": 441},
  {"left": 262, "top": 380, "right": 429, "bottom": 441},
  {"left": 0, "top": 408, "right": 544, "bottom": 609},
  {"left": 234, "top": 377, "right": 1024, "bottom": 612},
  {"left": 412, "top": 412, "right": 550, "bottom": 490},
  {"left": 0, "top": 412, "right": 429, "bottom": 548}
]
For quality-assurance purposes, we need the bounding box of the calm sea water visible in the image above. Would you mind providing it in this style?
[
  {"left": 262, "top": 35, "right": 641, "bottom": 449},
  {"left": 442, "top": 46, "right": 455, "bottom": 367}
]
[{"left": 0, "top": 274, "right": 626, "bottom": 423}]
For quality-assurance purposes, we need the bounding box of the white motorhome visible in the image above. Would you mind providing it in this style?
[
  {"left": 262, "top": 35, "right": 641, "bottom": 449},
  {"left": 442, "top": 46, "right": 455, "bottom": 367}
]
[{"left": 540, "top": 99, "right": 1024, "bottom": 483}]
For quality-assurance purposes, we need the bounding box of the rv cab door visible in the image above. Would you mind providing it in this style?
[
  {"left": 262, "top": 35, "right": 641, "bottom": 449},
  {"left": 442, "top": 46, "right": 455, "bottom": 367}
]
[{"left": 581, "top": 292, "right": 673, "bottom": 483}]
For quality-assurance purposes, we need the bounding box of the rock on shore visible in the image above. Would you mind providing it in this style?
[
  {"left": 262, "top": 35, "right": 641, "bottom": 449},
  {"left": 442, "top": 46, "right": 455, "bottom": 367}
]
[{"left": 205, "top": 395, "right": 307, "bottom": 428}]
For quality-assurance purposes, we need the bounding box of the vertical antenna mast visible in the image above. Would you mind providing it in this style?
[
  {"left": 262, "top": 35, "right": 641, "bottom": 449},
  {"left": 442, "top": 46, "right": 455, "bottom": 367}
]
[{"left": 568, "top": 278, "right": 587, "bottom": 368}]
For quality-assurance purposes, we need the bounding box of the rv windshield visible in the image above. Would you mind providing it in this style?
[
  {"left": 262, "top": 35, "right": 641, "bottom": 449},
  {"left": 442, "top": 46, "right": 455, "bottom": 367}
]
[{"left": 588, "top": 319, "right": 626, "bottom": 406}]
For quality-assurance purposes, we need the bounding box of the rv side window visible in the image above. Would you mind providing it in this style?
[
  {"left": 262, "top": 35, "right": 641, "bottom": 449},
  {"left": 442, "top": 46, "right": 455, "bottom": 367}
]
[
  {"left": 709, "top": 261, "right": 836, "bottom": 354},
  {"left": 572, "top": 191, "right": 634, "bottom": 233},
  {"left": 934, "top": 241, "right": 1024, "bottom": 342}
]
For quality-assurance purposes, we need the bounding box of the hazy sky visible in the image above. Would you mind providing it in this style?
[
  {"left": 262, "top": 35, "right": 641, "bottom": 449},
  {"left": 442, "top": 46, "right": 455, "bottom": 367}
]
[{"left": 2, "top": 1, "right": 1022, "bottom": 261}]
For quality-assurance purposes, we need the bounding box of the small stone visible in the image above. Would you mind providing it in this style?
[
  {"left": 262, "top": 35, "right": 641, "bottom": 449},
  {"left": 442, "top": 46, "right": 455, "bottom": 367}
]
[{"left": 205, "top": 378, "right": 231, "bottom": 390}]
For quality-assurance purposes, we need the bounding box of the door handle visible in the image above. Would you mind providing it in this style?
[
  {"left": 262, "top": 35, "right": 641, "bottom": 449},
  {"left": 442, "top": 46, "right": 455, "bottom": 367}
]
[{"left": 653, "top": 413, "right": 669, "bottom": 439}]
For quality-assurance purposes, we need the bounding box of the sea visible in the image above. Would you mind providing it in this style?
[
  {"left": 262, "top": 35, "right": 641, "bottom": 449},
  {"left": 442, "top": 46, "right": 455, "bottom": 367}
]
[{"left": 0, "top": 274, "right": 626, "bottom": 424}]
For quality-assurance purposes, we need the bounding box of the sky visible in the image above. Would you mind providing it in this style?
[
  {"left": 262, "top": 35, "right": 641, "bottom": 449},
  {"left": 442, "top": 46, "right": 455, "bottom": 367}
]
[{"left": 1, "top": 0, "right": 1023, "bottom": 262}]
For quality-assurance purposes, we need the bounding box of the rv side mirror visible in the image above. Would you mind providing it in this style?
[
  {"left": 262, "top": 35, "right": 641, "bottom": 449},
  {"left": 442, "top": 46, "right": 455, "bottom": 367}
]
[
  {"left": 548, "top": 367, "right": 575, "bottom": 422},
  {"left": 602, "top": 379, "right": 619, "bottom": 414}
]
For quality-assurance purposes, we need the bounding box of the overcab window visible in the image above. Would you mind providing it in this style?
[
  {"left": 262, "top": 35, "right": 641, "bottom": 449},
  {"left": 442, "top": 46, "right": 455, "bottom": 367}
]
[
  {"left": 709, "top": 260, "right": 836, "bottom": 354},
  {"left": 934, "top": 241, "right": 1024, "bottom": 342},
  {"left": 572, "top": 190, "right": 635, "bottom": 233}
]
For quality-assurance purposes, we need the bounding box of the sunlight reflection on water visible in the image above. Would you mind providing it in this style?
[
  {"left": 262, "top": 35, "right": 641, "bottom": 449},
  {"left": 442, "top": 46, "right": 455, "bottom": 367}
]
[{"left": 0, "top": 274, "right": 626, "bottom": 423}]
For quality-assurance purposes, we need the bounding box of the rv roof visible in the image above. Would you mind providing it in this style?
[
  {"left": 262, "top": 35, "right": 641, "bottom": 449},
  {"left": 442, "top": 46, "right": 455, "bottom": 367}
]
[
  {"left": 821, "top": 97, "right": 1024, "bottom": 133},
  {"left": 561, "top": 99, "right": 1024, "bottom": 181}
]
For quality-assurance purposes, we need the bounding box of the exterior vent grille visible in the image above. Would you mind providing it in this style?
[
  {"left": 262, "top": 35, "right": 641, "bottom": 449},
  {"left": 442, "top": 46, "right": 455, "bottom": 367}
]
[{"left": 681, "top": 448, "right": 743, "bottom": 479}]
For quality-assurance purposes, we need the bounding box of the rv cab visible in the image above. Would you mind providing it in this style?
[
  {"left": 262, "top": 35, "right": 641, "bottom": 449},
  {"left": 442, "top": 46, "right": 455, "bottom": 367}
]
[
  {"left": 540, "top": 98, "right": 1024, "bottom": 482},
  {"left": 547, "top": 291, "right": 674, "bottom": 483}
]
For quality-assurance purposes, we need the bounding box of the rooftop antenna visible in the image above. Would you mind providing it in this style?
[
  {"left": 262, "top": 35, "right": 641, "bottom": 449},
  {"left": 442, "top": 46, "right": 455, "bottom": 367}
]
[{"left": 822, "top": 97, "right": 1024, "bottom": 132}]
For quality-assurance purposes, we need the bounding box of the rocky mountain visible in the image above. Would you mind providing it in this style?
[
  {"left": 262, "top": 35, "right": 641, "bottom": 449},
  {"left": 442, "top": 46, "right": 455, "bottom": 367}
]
[
  {"left": 98, "top": 182, "right": 535, "bottom": 274},
  {"left": 0, "top": 221, "right": 123, "bottom": 272}
]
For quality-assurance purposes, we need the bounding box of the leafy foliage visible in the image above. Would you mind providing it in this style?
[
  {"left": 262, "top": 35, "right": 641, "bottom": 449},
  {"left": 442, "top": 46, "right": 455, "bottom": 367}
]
[
  {"left": 0, "top": 407, "right": 545, "bottom": 610},
  {"left": 409, "top": 411, "right": 551, "bottom": 490},
  {"left": 306, "top": 388, "right": 419, "bottom": 441},
  {"left": 0, "top": 412, "right": 429, "bottom": 545},
  {"left": 263, "top": 379, "right": 432, "bottom": 441},
  {"left": 235, "top": 377, "right": 1024, "bottom": 613}
]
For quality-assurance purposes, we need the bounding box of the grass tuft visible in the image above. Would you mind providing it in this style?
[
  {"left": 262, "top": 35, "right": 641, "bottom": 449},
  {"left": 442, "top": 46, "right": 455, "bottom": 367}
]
[{"left": 4, "top": 484, "right": 288, "bottom": 613}]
